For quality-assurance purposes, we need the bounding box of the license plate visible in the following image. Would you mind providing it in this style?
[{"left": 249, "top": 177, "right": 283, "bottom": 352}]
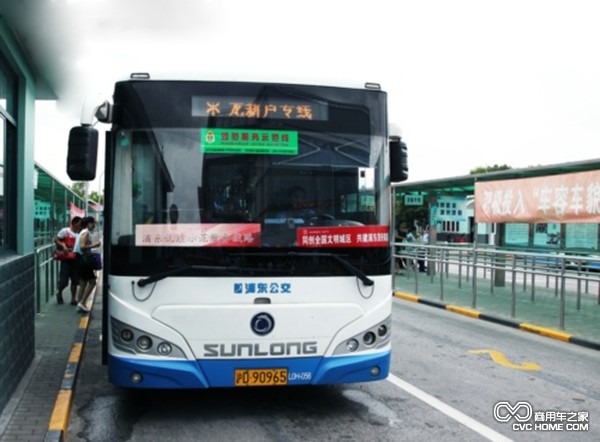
[{"left": 234, "top": 368, "right": 288, "bottom": 387}]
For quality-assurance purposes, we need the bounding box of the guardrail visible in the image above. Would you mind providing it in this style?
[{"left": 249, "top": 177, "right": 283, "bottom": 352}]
[
  {"left": 34, "top": 243, "right": 59, "bottom": 314},
  {"left": 394, "top": 243, "right": 600, "bottom": 331}
]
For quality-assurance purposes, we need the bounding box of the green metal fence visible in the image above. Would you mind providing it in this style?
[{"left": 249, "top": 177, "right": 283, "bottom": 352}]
[{"left": 394, "top": 242, "right": 600, "bottom": 341}]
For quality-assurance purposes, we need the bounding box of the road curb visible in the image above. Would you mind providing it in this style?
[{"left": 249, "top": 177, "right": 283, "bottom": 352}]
[
  {"left": 394, "top": 291, "right": 600, "bottom": 351},
  {"left": 44, "top": 290, "right": 96, "bottom": 442}
]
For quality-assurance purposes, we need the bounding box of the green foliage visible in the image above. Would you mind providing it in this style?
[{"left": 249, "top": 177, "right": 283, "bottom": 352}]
[
  {"left": 395, "top": 193, "right": 429, "bottom": 230},
  {"left": 70, "top": 182, "right": 103, "bottom": 203},
  {"left": 89, "top": 191, "right": 102, "bottom": 203},
  {"left": 70, "top": 182, "right": 86, "bottom": 198},
  {"left": 470, "top": 164, "right": 512, "bottom": 174}
]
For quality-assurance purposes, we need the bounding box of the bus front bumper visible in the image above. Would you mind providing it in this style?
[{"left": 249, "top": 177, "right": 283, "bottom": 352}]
[{"left": 108, "top": 351, "right": 391, "bottom": 388}]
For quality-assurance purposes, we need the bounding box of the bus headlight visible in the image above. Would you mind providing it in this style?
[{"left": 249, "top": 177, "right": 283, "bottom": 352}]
[
  {"left": 111, "top": 317, "right": 186, "bottom": 358},
  {"left": 137, "top": 335, "right": 153, "bottom": 351},
  {"left": 363, "top": 332, "right": 376, "bottom": 346},
  {"left": 121, "top": 329, "right": 134, "bottom": 342},
  {"left": 333, "top": 316, "right": 391, "bottom": 355}
]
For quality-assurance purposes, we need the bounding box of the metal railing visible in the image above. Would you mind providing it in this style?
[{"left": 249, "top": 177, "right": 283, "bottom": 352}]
[
  {"left": 394, "top": 243, "right": 600, "bottom": 331},
  {"left": 34, "top": 243, "right": 60, "bottom": 314}
]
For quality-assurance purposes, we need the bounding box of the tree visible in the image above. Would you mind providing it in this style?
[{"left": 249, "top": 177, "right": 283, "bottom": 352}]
[
  {"left": 469, "top": 164, "right": 511, "bottom": 174},
  {"left": 70, "top": 182, "right": 103, "bottom": 203},
  {"left": 395, "top": 193, "right": 429, "bottom": 231},
  {"left": 89, "top": 191, "right": 102, "bottom": 203},
  {"left": 70, "top": 182, "right": 86, "bottom": 198}
]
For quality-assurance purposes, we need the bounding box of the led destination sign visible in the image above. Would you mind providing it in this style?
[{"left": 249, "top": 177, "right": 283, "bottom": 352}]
[
  {"left": 192, "top": 96, "right": 328, "bottom": 121},
  {"left": 201, "top": 129, "right": 298, "bottom": 155}
]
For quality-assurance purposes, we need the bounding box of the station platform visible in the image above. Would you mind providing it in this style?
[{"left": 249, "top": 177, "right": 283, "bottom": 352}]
[{"left": 394, "top": 266, "right": 600, "bottom": 350}]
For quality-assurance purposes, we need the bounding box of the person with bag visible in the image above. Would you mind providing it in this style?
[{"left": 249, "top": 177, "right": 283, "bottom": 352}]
[
  {"left": 53, "top": 216, "right": 82, "bottom": 305},
  {"left": 74, "top": 216, "right": 101, "bottom": 313}
]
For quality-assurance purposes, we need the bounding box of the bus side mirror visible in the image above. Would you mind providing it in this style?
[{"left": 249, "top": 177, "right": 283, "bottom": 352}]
[
  {"left": 389, "top": 135, "right": 408, "bottom": 182},
  {"left": 67, "top": 126, "right": 98, "bottom": 181}
]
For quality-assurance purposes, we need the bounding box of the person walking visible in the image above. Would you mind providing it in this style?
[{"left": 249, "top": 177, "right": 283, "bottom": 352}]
[
  {"left": 395, "top": 223, "right": 409, "bottom": 273},
  {"left": 74, "top": 216, "right": 101, "bottom": 313},
  {"left": 53, "top": 216, "right": 82, "bottom": 305}
]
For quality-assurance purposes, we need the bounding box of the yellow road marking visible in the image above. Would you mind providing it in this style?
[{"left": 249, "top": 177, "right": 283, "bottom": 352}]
[
  {"left": 48, "top": 390, "right": 73, "bottom": 431},
  {"left": 394, "top": 292, "right": 419, "bottom": 302},
  {"left": 519, "top": 323, "right": 572, "bottom": 342},
  {"left": 469, "top": 349, "right": 542, "bottom": 371},
  {"left": 68, "top": 343, "right": 83, "bottom": 364},
  {"left": 447, "top": 305, "right": 480, "bottom": 318}
]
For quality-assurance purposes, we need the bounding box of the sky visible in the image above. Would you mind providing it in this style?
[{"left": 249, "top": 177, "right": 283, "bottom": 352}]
[{"left": 24, "top": 0, "right": 600, "bottom": 189}]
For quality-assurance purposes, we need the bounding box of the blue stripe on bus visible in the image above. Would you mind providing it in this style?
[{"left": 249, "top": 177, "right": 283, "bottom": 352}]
[{"left": 108, "top": 351, "right": 391, "bottom": 388}]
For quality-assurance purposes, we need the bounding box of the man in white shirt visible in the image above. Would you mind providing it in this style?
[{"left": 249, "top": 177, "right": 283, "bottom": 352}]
[{"left": 53, "top": 216, "right": 82, "bottom": 305}]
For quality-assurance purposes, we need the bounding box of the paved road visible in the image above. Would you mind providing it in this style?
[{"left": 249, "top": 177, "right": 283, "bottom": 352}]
[
  {"left": 393, "top": 299, "right": 600, "bottom": 441},
  {"left": 67, "top": 297, "right": 600, "bottom": 441}
]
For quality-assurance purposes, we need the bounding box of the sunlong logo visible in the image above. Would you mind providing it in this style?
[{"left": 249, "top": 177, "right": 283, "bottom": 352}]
[
  {"left": 203, "top": 341, "right": 318, "bottom": 358},
  {"left": 251, "top": 313, "right": 275, "bottom": 336}
]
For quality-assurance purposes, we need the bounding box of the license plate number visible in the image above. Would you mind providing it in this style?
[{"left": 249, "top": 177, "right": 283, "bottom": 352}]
[{"left": 234, "top": 368, "right": 288, "bottom": 387}]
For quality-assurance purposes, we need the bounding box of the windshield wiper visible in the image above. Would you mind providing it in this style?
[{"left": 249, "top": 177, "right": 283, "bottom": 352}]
[
  {"left": 232, "top": 251, "right": 374, "bottom": 286},
  {"left": 137, "top": 266, "right": 193, "bottom": 287},
  {"left": 138, "top": 252, "right": 375, "bottom": 288},
  {"left": 137, "top": 264, "right": 284, "bottom": 287},
  {"left": 287, "top": 252, "right": 374, "bottom": 286}
]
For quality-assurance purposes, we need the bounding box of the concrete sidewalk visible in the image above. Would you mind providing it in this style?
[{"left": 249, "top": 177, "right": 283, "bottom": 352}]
[
  {"left": 394, "top": 267, "right": 600, "bottom": 350},
  {"left": 0, "top": 290, "right": 93, "bottom": 442}
]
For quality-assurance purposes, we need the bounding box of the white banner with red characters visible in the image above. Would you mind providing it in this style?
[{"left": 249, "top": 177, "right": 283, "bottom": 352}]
[
  {"left": 297, "top": 225, "right": 390, "bottom": 248},
  {"left": 135, "top": 224, "right": 261, "bottom": 247},
  {"left": 475, "top": 170, "right": 600, "bottom": 224}
]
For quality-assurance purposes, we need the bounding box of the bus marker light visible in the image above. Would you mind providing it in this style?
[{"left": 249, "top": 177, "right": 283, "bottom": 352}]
[
  {"left": 370, "top": 366, "right": 381, "bottom": 377},
  {"left": 157, "top": 342, "right": 172, "bottom": 355},
  {"left": 346, "top": 339, "right": 359, "bottom": 352}
]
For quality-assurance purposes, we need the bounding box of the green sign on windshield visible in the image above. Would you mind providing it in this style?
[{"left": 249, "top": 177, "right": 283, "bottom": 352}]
[{"left": 201, "top": 129, "right": 298, "bottom": 155}]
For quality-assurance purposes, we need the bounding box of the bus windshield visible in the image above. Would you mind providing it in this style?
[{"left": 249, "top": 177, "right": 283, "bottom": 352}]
[{"left": 109, "top": 81, "right": 390, "bottom": 274}]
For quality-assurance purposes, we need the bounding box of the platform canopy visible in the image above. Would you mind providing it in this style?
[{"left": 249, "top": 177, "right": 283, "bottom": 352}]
[{"left": 393, "top": 158, "right": 600, "bottom": 197}]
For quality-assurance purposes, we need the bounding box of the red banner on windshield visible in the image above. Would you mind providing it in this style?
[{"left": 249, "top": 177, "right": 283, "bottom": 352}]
[
  {"left": 297, "top": 225, "right": 389, "bottom": 248},
  {"left": 135, "top": 224, "right": 261, "bottom": 247}
]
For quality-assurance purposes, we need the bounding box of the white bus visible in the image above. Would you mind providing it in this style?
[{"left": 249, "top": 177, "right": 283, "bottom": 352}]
[{"left": 67, "top": 76, "right": 408, "bottom": 388}]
